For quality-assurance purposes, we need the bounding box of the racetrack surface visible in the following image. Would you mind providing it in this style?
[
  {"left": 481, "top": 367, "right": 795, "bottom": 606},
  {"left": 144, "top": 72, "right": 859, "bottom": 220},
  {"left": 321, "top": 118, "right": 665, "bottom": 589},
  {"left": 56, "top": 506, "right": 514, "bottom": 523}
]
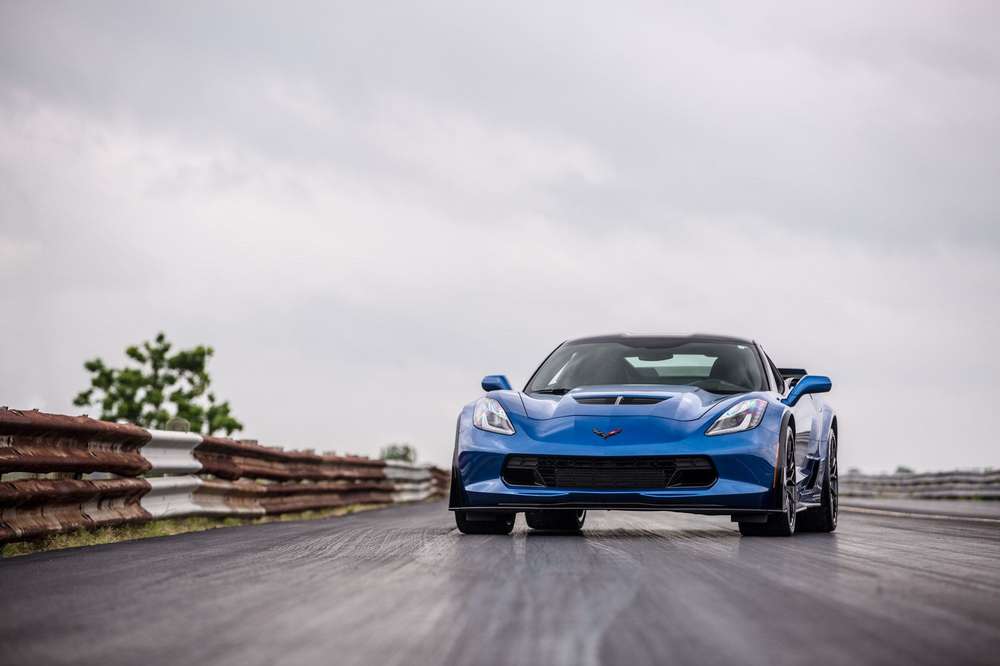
[{"left": 2, "top": 501, "right": 998, "bottom": 666}]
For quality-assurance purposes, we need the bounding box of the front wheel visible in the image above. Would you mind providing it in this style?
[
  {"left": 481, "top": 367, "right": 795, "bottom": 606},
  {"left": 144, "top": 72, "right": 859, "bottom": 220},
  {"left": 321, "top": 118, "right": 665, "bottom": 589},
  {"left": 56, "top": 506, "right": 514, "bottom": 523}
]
[
  {"left": 454, "top": 510, "right": 515, "bottom": 535},
  {"left": 739, "top": 426, "right": 797, "bottom": 537},
  {"left": 525, "top": 510, "right": 586, "bottom": 532}
]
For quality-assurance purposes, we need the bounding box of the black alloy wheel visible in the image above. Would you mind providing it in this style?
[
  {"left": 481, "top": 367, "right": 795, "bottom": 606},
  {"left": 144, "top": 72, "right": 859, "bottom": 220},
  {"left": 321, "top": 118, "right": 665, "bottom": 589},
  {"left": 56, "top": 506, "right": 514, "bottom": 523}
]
[{"left": 739, "top": 428, "right": 798, "bottom": 537}]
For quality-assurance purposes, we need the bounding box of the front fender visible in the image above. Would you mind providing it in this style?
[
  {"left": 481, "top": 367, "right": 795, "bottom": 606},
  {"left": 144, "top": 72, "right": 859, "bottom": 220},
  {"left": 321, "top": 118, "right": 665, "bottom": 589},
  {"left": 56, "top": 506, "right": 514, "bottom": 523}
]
[{"left": 448, "top": 402, "right": 480, "bottom": 509}]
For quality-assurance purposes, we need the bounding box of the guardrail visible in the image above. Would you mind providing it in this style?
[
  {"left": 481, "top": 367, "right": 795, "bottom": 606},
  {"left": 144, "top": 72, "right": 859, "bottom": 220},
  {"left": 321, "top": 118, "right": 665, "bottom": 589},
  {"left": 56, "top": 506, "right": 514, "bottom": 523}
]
[
  {"left": 841, "top": 469, "right": 1000, "bottom": 500},
  {"left": 0, "top": 407, "right": 449, "bottom": 544}
]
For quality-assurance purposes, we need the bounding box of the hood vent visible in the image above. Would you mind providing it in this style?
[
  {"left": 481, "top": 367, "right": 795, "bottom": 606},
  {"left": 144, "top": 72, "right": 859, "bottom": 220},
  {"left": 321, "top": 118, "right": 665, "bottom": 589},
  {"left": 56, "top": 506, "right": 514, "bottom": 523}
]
[
  {"left": 573, "top": 396, "right": 617, "bottom": 405},
  {"left": 572, "top": 395, "right": 667, "bottom": 405},
  {"left": 619, "top": 396, "right": 666, "bottom": 405}
]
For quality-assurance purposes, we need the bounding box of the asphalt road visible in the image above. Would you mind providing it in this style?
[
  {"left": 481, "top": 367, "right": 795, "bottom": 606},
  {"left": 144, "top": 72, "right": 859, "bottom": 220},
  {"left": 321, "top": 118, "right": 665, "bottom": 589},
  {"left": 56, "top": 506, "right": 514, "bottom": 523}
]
[{"left": 2, "top": 501, "right": 999, "bottom": 666}]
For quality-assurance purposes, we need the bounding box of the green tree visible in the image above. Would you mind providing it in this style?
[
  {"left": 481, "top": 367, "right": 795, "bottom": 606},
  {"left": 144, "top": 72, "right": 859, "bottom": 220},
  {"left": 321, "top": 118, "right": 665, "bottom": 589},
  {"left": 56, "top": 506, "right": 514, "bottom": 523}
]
[
  {"left": 73, "top": 332, "right": 243, "bottom": 435},
  {"left": 894, "top": 465, "right": 914, "bottom": 475},
  {"left": 380, "top": 443, "right": 417, "bottom": 463}
]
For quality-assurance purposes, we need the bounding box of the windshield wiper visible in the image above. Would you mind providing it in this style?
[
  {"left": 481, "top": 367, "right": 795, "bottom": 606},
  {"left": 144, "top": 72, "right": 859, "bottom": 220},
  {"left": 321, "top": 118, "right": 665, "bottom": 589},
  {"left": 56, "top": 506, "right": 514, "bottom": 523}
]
[{"left": 532, "top": 388, "right": 572, "bottom": 395}]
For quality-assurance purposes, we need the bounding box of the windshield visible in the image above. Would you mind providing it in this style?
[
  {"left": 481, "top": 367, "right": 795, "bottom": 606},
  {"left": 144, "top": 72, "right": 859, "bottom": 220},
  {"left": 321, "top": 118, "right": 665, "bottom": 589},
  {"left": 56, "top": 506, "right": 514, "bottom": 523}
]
[{"left": 526, "top": 339, "right": 766, "bottom": 395}]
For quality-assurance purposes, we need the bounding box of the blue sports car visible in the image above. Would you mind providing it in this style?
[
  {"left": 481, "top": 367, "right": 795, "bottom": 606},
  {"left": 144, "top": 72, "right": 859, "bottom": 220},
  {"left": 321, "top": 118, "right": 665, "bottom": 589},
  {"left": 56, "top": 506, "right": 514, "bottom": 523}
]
[{"left": 450, "top": 334, "right": 837, "bottom": 537}]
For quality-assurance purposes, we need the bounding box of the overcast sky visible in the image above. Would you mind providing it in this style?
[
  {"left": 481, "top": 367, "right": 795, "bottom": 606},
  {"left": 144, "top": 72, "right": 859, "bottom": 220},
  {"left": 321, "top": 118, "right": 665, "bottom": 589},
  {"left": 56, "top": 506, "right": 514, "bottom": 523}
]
[{"left": 2, "top": 2, "right": 998, "bottom": 471}]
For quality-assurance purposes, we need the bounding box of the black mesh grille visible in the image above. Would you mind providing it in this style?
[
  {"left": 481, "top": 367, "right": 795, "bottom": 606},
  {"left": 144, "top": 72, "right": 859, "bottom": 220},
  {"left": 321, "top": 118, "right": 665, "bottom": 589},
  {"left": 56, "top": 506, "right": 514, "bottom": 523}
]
[{"left": 502, "top": 455, "right": 717, "bottom": 489}]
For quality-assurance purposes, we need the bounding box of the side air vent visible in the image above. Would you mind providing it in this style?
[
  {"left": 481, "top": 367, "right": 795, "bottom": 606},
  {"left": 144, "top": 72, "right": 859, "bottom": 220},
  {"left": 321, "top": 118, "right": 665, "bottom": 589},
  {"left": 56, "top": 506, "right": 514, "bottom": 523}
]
[{"left": 572, "top": 395, "right": 667, "bottom": 405}]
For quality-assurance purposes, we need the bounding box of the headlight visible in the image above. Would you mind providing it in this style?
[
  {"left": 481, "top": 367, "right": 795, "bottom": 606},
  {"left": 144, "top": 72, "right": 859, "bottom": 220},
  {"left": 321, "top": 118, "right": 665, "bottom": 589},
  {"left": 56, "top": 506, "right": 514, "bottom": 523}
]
[
  {"left": 706, "top": 398, "right": 767, "bottom": 436},
  {"left": 473, "top": 397, "right": 516, "bottom": 435}
]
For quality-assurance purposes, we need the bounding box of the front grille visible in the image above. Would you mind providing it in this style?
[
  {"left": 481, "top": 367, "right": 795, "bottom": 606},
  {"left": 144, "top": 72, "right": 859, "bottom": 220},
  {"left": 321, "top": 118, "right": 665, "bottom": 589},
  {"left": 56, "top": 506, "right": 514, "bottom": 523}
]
[{"left": 502, "top": 455, "right": 717, "bottom": 489}]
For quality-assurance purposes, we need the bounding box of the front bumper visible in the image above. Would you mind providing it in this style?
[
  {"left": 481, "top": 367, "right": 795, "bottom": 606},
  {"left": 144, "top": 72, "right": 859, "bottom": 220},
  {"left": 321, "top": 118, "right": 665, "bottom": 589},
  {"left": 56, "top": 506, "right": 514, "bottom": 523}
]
[{"left": 450, "top": 405, "right": 783, "bottom": 514}]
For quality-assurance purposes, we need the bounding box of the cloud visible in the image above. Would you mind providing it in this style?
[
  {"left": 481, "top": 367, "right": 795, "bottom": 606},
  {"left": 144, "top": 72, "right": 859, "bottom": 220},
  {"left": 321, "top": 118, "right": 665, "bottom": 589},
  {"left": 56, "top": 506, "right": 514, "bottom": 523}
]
[{"left": 1, "top": 1, "right": 998, "bottom": 472}]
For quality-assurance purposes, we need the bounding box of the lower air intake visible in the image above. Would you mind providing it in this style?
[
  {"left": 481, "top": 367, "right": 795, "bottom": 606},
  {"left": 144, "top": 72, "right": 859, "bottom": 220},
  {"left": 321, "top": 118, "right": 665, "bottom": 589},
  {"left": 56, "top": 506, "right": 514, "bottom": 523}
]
[{"left": 502, "top": 455, "right": 717, "bottom": 490}]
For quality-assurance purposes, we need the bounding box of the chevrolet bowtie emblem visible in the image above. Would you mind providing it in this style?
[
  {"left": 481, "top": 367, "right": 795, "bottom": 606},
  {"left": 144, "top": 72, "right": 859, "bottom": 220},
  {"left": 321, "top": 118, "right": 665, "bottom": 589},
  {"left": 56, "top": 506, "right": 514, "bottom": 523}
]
[{"left": 592, "top": 427, "right": 622, "bottom": 440}]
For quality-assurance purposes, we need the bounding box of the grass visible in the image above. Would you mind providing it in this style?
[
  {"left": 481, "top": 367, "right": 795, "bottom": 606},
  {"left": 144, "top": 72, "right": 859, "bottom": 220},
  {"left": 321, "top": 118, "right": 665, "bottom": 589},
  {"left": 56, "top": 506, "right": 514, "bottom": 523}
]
[{"left": 1, "top": 503, "right": 388, "bottom": 558}]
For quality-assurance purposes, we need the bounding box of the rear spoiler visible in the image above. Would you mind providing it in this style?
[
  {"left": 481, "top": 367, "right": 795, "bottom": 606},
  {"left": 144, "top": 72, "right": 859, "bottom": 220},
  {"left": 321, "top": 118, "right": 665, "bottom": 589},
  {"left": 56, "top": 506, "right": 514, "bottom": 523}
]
[{"left": 777, "top": 368, "right": 808, "bottom": 378}]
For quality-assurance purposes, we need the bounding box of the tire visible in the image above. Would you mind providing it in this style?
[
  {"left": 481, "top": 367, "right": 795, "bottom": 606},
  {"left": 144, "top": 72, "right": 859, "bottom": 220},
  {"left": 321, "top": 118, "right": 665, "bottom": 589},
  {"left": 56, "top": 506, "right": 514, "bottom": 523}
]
[
  {"left": 454, "top": 510, "right": 515, "bottom": 535},
  {"left": 525, "top": 510, "right": 586, "bottom": 532},
  {"left": 798, "top": 431, "right": 838, "bottom": 533},
  {"left": 739, "top": 426, "right": 798, "bottom": 537}
]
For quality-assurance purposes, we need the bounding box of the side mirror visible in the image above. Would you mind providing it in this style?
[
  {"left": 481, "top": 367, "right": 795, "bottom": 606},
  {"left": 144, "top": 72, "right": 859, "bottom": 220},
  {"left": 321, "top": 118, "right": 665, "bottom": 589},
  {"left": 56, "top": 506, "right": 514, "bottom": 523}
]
[
  {"left": 782, "top": 374, "right": 831, "bottom": 406},
  {"left": 481, "top": 374, "right": 512, "bottom": 392}
]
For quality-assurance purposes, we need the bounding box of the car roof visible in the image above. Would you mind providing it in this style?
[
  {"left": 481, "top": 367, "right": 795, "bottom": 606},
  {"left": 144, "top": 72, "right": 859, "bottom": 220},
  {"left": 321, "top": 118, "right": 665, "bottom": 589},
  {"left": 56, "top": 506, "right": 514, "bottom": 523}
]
[{"left": 564, "top": 333, "right": 757, "bottom": 346}]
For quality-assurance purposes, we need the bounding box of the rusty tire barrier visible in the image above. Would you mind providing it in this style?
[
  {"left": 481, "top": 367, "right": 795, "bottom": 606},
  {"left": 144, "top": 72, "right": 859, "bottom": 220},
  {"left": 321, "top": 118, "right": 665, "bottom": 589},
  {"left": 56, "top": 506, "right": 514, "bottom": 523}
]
[
  {"left": 193, "top": 436, "right": 387, "bottom": 482},
  {"left": 0, "top": 477, "right": 151, "bottom": 542},
  {"left": 841, "top": 470, "right": 1000, "bottom": 500},
  {"left": 0, "top": 407, "right": 151, "bottom": 477},
  {"left": 0, "top": 408, "right": 449, "bottom": 544},
  {"left": 198, "top": 479, "right": 397, "bottom": 515}
]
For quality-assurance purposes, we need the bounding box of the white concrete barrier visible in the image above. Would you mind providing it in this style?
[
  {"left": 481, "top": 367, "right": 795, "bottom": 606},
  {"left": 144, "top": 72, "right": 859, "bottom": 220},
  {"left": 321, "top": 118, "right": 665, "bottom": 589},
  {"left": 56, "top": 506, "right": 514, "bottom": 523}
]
[
  {"left": 141, "top": 476, "right": 204, "bottom": 518},
  {"left": 392, "top": 481, "right": 435, "bottom": 503},
  {"left": 384, "top": 460, "right": 433, "bottom": 482},
  {"left": 142, "top": 430, "right": 203, "bottom": 475}
]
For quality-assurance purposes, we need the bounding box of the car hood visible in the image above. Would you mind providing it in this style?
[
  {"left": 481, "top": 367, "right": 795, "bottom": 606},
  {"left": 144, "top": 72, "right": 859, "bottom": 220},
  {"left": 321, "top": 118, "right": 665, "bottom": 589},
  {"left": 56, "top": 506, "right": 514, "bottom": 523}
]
[{"left": 518, "top": 385, "right": 733, "bottom": 422}]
